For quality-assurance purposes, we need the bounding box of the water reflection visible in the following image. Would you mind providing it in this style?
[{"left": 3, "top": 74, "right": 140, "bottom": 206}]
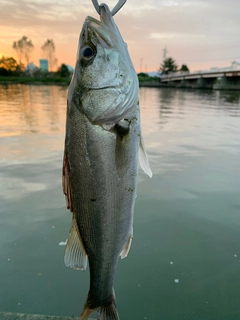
[
  {"left": 138, "top": 87, "right": 240, "bottom": 177},
  {"left": 158, "top": 88, "right": 174, "bottom": 128},
  {"left": 159, "top": 87, "right": 176, "bottom": 106},
  {"left": 219, "top": 90, "right": 240, "bottom": 105},
  {"left": 0, "top": 84, "right": 68, "bottom": 138}
]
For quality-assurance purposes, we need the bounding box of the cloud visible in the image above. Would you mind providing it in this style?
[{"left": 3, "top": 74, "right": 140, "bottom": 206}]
[
  {"left": 150, "top": 33, "right": 205, "bottom": 40},
  {"left": 1, "top": 0, "right": 240, "bottom": 71}
]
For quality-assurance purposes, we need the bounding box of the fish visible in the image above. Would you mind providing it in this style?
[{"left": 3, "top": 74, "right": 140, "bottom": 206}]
[{"left": 62, "top": 1, "right": 152, "bottom": 319}]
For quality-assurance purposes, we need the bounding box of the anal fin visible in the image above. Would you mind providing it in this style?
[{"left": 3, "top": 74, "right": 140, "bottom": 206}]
[
  {"left": 120, "top": 235, "right": 133, "bottom": 259},
  {"left": 64, "top": 216, "right": 88, "bottom": 270}
]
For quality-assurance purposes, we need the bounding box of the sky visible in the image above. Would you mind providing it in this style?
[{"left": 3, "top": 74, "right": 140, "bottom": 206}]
[{"left": 1, "top": 0, "right": 240, "bottom": 73}]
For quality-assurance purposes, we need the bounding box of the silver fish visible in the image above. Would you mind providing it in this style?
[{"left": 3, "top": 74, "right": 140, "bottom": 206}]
[{"left": 62, "top": 1, "right": 152, "bottom": 319}]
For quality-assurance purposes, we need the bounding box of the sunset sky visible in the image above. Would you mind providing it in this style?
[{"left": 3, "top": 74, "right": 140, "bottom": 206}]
[{"left": 1, "top": 0, "right": 240, "bottom": 73}]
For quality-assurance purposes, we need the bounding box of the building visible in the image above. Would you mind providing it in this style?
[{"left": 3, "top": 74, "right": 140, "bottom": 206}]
[
  {"left": 39, "top": 59, "right": 48, "bottom": 71},
  {"left": 25, "top": 63, "right": 38, "bottom": 75}
]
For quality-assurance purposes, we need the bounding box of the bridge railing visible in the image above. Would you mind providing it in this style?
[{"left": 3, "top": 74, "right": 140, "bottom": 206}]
[{"left": 160, "top": 67, "right": 240, "bottom": 80}]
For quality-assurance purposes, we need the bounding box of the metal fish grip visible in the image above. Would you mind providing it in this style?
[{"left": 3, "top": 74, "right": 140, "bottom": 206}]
[{"left": 91, "top": 0, "right": 127, "bottom": 16}]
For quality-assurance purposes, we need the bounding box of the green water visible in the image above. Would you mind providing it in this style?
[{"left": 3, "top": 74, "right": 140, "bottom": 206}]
[{"left": 0, "top": 84, "right": 240, "bottom": 320}]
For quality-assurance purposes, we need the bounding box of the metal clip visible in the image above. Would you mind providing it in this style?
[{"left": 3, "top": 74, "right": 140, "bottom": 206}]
[{"left": 91, "top": 0, "right": 127, "bottom": 16}]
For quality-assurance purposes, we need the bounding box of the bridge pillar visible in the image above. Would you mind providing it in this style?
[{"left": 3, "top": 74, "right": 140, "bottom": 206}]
[
  {"left": 219, "top": 76, "right": 228, "bottom": 85},
  {"left": 195, "top": 77, "right": 207, "bottom": 88},
  {"left": 214, "top": 76, "right": 228, "bottom": 88},
  {"left": 178, "top": 79, "right": 187, "bottom": 88},
  {"left": 168, "top": 81, "right": 178, "bottom": 88}
]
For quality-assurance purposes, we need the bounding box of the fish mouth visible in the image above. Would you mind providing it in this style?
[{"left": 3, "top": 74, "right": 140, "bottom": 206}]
[
  {"left": 83, "top": 4, "right": 129, "bottom": 66},
  {"left": 91, "top": 86, "right": 116, "bottom": 90},
  {"left": 83, "top": 5, "right": 119, "bottom": 49},
  {"left": 85, "top": 85, "right": 119, "bottom": 92}
]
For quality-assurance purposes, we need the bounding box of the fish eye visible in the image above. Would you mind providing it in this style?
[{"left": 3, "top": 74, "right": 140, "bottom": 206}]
[{"left": 82, "top": 46, "right": 94, "bottom": 60}]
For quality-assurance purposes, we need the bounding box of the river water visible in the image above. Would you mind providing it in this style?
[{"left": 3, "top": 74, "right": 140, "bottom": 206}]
[{"left": 0, "top": 84, "right": 240, "bottom": 320}]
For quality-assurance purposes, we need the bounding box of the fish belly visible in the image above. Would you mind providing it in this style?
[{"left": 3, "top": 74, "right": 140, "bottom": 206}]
[{"left": 66, "top": 106, "right": 139, "bottom": 307}]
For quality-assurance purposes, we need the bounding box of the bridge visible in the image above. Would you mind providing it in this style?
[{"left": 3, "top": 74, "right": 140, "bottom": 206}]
[{"left": 159, "top": 68, "right": 240, "bottom": 90}]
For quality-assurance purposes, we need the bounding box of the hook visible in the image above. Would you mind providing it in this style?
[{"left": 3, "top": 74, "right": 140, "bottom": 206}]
[{"left": 91, "top": 0, "right": 127, "bottom": 16}]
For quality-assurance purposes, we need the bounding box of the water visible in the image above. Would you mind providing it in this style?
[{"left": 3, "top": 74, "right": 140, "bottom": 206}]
[{"left": 0, "top": 84, "right": 240, "bottom": 320}]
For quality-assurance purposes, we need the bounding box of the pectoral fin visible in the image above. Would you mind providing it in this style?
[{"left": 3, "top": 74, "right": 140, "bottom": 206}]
[
  {"left": 120, "top": 234, "right": 133, "bottom": 259},
  {"left": 139, "top": 136, "right": 153, "bottom": 178},
  {"left": 62, "top": 151, "right": 73, "bottom": 212},
  {"left": 64, "top": 216, "right": 88, "bottom": 270},
  {"left": 115, "top": 119, "right": 130, "bottom": 137}
]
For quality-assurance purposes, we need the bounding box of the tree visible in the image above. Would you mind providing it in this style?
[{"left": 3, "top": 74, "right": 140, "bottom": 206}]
[
  {"left": 0, "top": 56, "right": 21, "bottom": 71},
  {"left": 179, "top": 64, "right": 189, "bottom": 72},
  {"left": 137, "top": 72, "right": 157, "bottom": 83},
  {"left": 0, "top": 56, "right": 23, "bottom": 75},
  {"left": 159, "top": 57, "right": 178, "bottom": 75},
  {"left": 57, "top": 64, "right": 70, "bottom": 77},
  {"left": 12, "top": 36, "right": 34, "bottom": 67},
  {"left": 41, "top": 39, "right": 57, "bottom": 71}
]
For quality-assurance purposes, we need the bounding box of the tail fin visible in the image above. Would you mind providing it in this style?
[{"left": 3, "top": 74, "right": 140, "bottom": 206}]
[
  {"left": 80, "top": 298, "right": 119, "bottom": 320},
  {"left": 98, "top": 301, "right": 119, "bottom": 320}
]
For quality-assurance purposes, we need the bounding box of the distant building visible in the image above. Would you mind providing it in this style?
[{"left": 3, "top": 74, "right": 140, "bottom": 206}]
[
  {"left": 209, "top": 61, "right": 240, "bottom": 73},
  {"left": 25, "top": 63, "right": 38, "bottom": 75},
  {"left": 231, "top": 61, "right": 240, "bottom": 70},
  {"left": 39, "top": 59, "right": 48, "bottom": 71},
  {"left": 66, "top": 65, "right": 74, "bottom": 73}
]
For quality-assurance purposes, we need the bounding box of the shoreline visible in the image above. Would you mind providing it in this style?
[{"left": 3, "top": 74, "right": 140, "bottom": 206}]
[
  {"left": 0, "top": 312, "right": 80, "bottom": 320},
  {"left": 0, "top": 81, "right": 69, "bottom": 86},
  {"left": 1, "top": 79, "right": 240, "bottom": 90},
  {"left": 0, "top": 76, "right": 70, "bottom": 86}
]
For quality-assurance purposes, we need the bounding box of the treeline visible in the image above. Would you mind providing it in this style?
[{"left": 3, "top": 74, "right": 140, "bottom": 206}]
[
  {"left": 160, "top": 57, "right": 189, "bottom": 75},
  {"left": 11, "top": 36, "right": 57, "bottom": 71},
  {"left": 0, "top": 35, "right": 72, "bottom": 80},
  {"left": 0, "top": 55, "right": 72, "bottom": 79},
  {"left": 137, "top": 56, "right": 190, "bottom": 83},
  {"left": 0, "top": 56, "right": 22, "bottom": 76}
]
